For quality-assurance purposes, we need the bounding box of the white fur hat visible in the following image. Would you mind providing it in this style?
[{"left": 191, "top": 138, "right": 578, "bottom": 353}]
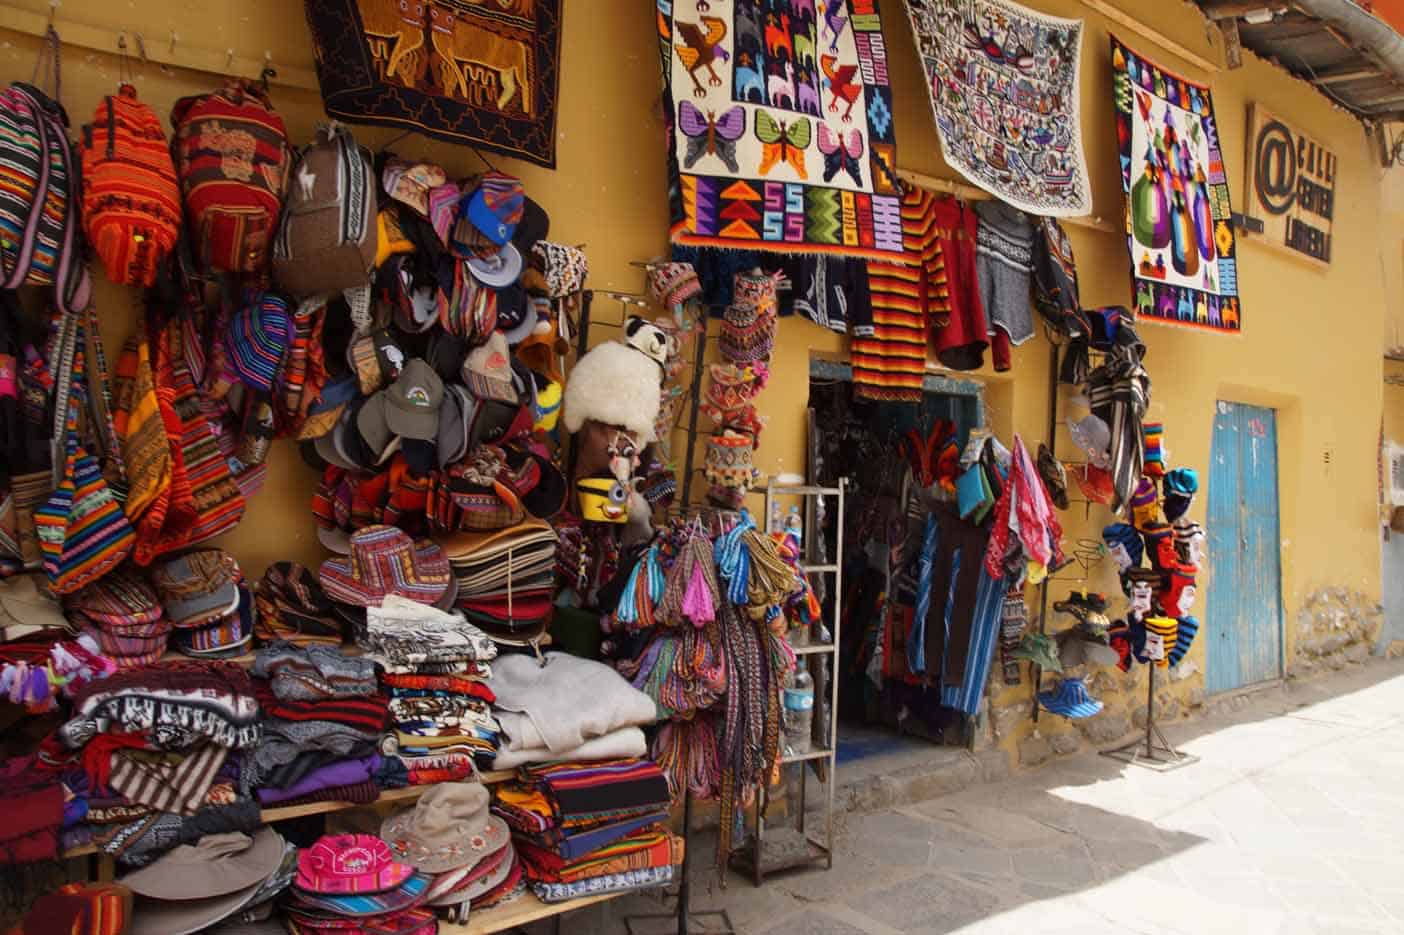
[{"left": 563, "top": 340, "right": 660, "bottom": 440}]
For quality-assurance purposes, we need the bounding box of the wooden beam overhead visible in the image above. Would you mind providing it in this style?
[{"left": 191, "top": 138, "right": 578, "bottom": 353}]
[
  {"left": 1315, "top": 67, "right": 1387, "bottom": 84},
  {"left": 1201, "top": 2, "right": 1287, "bottom": 20},
  {"left": 1078, "top": 0, "right": 1221, "bottom": 72},
  {"left": 1220, "top": 17, "right": 1244, "bottom": 69}
]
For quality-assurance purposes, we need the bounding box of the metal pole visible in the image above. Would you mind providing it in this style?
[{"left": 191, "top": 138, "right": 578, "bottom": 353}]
[
  {"left": 1031, "top": 341, "right": 1061, "bottom": 723},
  {"left": 678, "top": 324, "right": 709, "bottom": 511},
  {"left": 677, "top": 789, "right": 691, "bottom": 935},
  {"left": 1144, "top": 663, "right": 1157, "bottom": 758}
]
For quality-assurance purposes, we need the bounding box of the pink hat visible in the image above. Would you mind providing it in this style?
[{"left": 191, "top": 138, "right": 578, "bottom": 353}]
[
  {"left": 294, "top": 834, "right": 415, "bottom": 896},
  {"left": 318, "top": 525, "right": 451, "bottom": 607}
]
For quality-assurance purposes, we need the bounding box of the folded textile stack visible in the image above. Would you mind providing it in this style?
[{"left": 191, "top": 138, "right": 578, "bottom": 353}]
[
  {"left": 54, "top": 661, "right": 263, "bottom": 866},
  {"left": 495, "top": 759, "right": 680, "bottom": 903},
  {"left": 66, "top": 569, "right": 171, "bottom": 667},
  {"left": 361, "top": 596, "right": 502, "bottom": 780},
  {"left": 381, "top": 781, "right": 523, "bottom": 923},
  {"left": 488, "top": 651, "right": 656, "bottom": 770},
  {"left": 440, "top": 519, "right": 557, "bottom": 648},
  {"left": 247, "top": 642, "right": 388, "bottom": 805},
  {"left": 285, "top": 833, "right": 436, "bottom": 935},
  {"left": 151, "top": 549, "right": 254, "bottom": 658},
  {"left": 119, "top": 829, "right": 296, "bottom": 935}
]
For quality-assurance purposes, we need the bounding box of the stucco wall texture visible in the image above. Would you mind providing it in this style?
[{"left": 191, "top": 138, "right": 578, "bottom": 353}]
[{"left": 0, "top": 0, "right": 1389, "bottom": 759}]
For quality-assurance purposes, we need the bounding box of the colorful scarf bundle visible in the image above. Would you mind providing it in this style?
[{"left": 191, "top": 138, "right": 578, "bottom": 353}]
[{"left": 657, "top": 524, "right": 720, "bottom": 628}]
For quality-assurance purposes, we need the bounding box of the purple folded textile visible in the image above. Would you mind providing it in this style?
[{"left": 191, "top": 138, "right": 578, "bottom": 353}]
[{"left": 256, "top": 754, "right": 380, "bottom": 805}]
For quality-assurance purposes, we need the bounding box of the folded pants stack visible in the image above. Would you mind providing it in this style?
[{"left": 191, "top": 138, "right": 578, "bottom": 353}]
[
  {"left": 247, "top": 642, "right": 389, "bottom": 804},
  {"left": 361, "top": 596, "right": 503, "bottom": 779},
  {"left": 493, "top": 758, "right": 682, "bottom": 903}
]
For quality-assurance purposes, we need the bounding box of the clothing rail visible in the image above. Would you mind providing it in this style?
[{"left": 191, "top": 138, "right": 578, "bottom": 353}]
[
  {"left": 0, "top": 1, "right": 320, "bottom": 91},
  {"left": 895, "top": 168, "right": 1118, "bottom": 234}
]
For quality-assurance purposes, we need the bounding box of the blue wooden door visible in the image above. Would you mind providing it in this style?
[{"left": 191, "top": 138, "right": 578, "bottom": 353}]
[{"left": 1205, "top": 401, "right": 1284, "bottom": 693}]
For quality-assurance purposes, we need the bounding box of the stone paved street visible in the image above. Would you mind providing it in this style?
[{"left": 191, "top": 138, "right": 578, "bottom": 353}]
[{"left": 563, "top": 658, "right": 1404, "bottom": 935}]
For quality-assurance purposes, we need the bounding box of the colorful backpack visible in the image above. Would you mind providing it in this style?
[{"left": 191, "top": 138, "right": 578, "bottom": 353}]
[
  {"left": 170, "top": 79, "right": 291, "bottom": 274},
  {"left": 0, "top": 28, "right": 91, "bottom": 314},
  {"left": 273, "top": 124, "right": 378, "bottom": 296},
  {"left": 81, "top": 84, "right": 181, "bottom": 287}
]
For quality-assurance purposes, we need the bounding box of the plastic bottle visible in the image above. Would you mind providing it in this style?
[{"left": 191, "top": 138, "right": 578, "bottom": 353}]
[{"left": 783, "top": 668, "right": 815, "bottom": 754}]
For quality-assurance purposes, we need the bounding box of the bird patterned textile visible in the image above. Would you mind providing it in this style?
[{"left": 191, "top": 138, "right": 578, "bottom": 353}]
[
  {"left": 1112, "top": 35, "right": 1242, "bottom": 334},
  {"left": 903, "top": 0, "right": 1092, "bottom": 217},
  {"left": 302, "top": 0, "right": 562, "bottom": 168},
  {"left": 658, "top": 0, "right": 904, "bottom": 259}
]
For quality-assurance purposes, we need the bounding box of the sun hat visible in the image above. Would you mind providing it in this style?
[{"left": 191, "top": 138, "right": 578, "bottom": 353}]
[
  {"left": 0, "top": 573, "right": 70, "bottom": 639},
  {"left": 1067, "top": 412, "right": 1111, "bottom": 467},
  {"left": 17, "top": 882, "right": 133, "bottom": 935},
  {"left": 318, "top": 525, "right": 451, "bottom": 607},
  {"left": 313, "top": 404, "right": 362, "bottom": 471},
  {"left": 355, "top": 392, "right": 399, "bottom": 463},
  {"left": 380, "top": 782, "right": 509, "bottom": 874},
  {"left": 152, "top": 550, "right": 240, "bottom": 629},
  {"left": 1038, "top": 676, "right": 1103, "bottom": 718},
  {"left": 225, "top": 295, "right": 292, "bottom": 396},
  {"left": 385, "top": 359, "right": 443, "bottom": 441},
  {"left": 424, "top": 839, "right": 514, "bottom": 907},
  {"left": 295, "top": 833, "right": 415, "bottom": 896},
  {"left": 462, "top": 332, "right": 518, "bottom": 405},
  {"left": 121, "top": 830, "right": 285, "bottom": 902},
  {"left": 462, "top": 173, "right": 524, "bottom": 248},
  {"left": 1054, "top": 625, "right": 1120, "bottom": 668},
  {"left": 66, "top": 569, "right": 162, "bottom": 628},
  {"left": 254, "top": 562, "right": 342, "bottom": 646},
  {"left": 382, "top": 159, "right": 447, "bottom": 217},
  {"left": 1071, "top": 463, "right": 1113, "bottom": 505}
]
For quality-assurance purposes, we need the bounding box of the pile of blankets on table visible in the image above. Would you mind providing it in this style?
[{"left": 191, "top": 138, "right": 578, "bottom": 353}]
[
  {"left": 359, "top": 596, "right": 502, "bottom": 780},
  {"left": 44, "top": 661, "right": 264, "bottom": 865},
  {"left": 493, "top": 758, "right": 681, "bottom": 903},
  {"left": 248, "top": 642, "right": 391, "bottom": 806}
]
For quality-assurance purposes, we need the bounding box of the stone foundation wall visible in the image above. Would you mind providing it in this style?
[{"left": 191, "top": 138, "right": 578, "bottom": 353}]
[{"left": 1291, "top": 588, "right": 1382, "bottom": 676}]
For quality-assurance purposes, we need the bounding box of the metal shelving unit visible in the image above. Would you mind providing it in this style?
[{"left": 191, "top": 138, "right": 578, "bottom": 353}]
[{"left": 735, "top": 478, "right": 845, "bottom": 885}]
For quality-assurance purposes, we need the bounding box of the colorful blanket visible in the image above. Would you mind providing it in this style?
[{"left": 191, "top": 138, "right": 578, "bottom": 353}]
[
  {"left": 903, "top": 0, "right": 1091, "bottom": 216},
  {"left": 658, "top": 0, "right": 903, "bottom": 259},
  {"left": 303, "top": 0, "right": 562, "bottom": 168},
  {"left": 1112, "top": 36, "right": 1242, "bottom": 334}
]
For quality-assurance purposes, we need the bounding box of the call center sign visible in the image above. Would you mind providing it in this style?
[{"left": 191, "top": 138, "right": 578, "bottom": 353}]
[{"left": 1245, "top": 104, "right": 1335, "bottom": 264}]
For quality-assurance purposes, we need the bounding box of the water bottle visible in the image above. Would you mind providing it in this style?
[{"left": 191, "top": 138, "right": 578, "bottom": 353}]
[{"left": 783, "top": 668, "right": 815, "bottom": 754}]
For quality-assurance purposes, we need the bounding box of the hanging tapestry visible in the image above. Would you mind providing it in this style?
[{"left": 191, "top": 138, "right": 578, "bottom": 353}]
[
  {"left": 657, "top": 0, "right": 904, "bottom": 260},
  {"left": 1111, "top": 36, "right": 1242, "bottom": 334},
  {"left": 902, "top": 0, "right": 1091, "bottom": 217},
  {"left": 302, "top": 0, "right": 562, "bottom": 169}
]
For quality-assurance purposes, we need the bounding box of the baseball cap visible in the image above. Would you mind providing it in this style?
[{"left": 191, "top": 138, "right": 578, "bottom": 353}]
[{"left": 385, "top": 359, "right": 444, "bottom": 440}]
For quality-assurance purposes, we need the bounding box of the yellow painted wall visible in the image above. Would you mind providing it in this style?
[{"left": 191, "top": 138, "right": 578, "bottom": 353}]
[{"left": 0, "top": 0, "right": 1390, "bottom": 751}]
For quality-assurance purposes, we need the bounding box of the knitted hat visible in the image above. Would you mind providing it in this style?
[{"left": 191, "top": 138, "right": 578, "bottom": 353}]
[
  {"left": 1101, "top": 523, "right": 1143, "bottom": 572},
  {"left": 1163, "top": 467, "right": 1199, "bottom": 496},
  {"left": 530, "top": 242, "right": 589, "bottom": 298},
  {"left": 1130, "top": 476, "right": 1160, "bottom": 530},
  {"left": 226, "top": 295, "right": 292, "bottom": 395},
  {"left": 647, "top": 262, "right": 701, "bottom": 310},
  {"left": 68, "top": 570, "right": 163, "bottom": 628},
  {"left": 318, "top": 525, "right": 451, "bottom": 607},
  {"left": 1161, "top": 568, "right": 1196, "bottom": 617},
  {"left": 1142, "top": 522, "right": 1177, "bottom": 572},
  {"left": 1038, "top": 676, "right": 1103, "bottom": 718},
  {"left": 1168, "top": 615, "right": 1198, "bottom": 667},
  {"left": 1036, "top": 443, "right": 1069, "bottom": 510},
  {"left": 1173, "top": 520, "right": 1206, "bottom": 567},
  {"left": 704, "top": 430, "right": 759, "bottom": 492},
  {"left": 1143, "top": 616, "right": 1178, "bottom": 668},
  {"left": 382, "top": 159, "right": 447, "bottom": 217},
  {"left": 1142, "top": 422, "right": 1164, "bottom": 477}
]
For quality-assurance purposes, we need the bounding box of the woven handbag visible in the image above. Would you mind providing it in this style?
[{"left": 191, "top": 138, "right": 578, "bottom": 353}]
[{"left": 33, "top": 381, "right": 135, "bottom": 594}]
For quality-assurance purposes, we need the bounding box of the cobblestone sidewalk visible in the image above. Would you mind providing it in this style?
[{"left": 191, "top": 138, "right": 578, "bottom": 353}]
[{"left": 564, "top": 658, "right": 1404, "bottom": 935}]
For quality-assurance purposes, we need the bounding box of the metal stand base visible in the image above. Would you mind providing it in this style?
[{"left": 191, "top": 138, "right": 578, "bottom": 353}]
[
  {"left": 622, "top": 791, "right": 736, "bottom": 935},
  {"left": 1099, "top": 664, "right": 1199, "bottom": 772},
  {"left": 623, "top": 909, "right": 735, "bottom": 935}
]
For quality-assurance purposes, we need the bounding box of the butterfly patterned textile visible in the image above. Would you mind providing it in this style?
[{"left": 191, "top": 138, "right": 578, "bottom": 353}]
[{"left": 657, "top": 0, "right": 903, "bottom": 259}]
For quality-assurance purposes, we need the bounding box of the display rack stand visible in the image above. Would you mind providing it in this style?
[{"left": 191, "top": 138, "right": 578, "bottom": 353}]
[
  {"left": 622, "top": 789, "right": 735, "bottom": 935},
  {"left": 731, "top": 479, "right": 845, "bottom": 884},
  {"left": 1100, "top": 662, "right": 1199, "bottom": 771}
]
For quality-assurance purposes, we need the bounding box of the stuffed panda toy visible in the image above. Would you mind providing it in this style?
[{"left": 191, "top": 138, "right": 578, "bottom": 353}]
[{"left": 623, "top": 316, "right": 671, "bottom": 372}]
